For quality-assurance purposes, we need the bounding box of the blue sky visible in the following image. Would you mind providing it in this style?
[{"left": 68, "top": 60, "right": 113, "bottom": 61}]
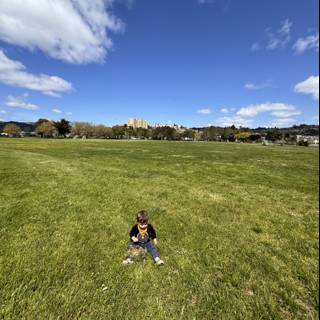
[{"left": 0, "top": 0, "right": 318, "bottom": 128}]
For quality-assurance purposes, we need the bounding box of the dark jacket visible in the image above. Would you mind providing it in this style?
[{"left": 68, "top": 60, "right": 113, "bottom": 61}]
[{"left": 129, "top": 224, "right": 157, "bottom": 242}]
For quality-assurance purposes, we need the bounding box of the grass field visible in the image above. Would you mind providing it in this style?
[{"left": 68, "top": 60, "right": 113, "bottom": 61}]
[{"left": 0, "top": 138, "right": 318, "bottom": 319}]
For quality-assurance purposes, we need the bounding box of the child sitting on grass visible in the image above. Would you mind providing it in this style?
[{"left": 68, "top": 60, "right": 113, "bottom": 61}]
[{"left": 123, "top": 210, "right": 164, "bottom": 266}]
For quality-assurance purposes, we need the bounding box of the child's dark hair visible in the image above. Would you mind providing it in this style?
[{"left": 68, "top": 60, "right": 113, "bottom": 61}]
[{"left": 137, "top": 210, "right": 148, "bottom": 223}]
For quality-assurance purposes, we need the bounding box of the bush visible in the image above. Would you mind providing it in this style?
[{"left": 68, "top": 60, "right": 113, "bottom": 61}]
[{"left": 297, "top": 140, "right": 309, "bottom": 147}]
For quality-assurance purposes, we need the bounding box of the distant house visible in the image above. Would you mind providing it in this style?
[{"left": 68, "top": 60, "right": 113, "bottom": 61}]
[
  {"left": 20, "top": 131, "right": 38, "bottom": 137},
  {"left": 296, "top": 135, "right": 319, "bottom": 145}
]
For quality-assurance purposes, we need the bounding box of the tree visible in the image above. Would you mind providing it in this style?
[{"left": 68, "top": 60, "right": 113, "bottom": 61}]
[
  {"left": 53, "top": 119, "right": 71, "bottom": 137},
  {"left": 71, "top": 122, "right": 94, "bottom": 138},
  {"left": 112, "top": 125, "right": 126, "bottom": 139},
  {"left": 297, "top": 140, "right": 309, "bottom": 146},
  {"left": 182, "top": 129, "right": 195, "bottom": 140},
  {"left": 135, "top": 127, "right": 149, "bottom": 139},
  {"left": 36, "top": 121, "right": 56, "bottom": 137},
  {"left": 125, "top": 126, "right": 135, "bottom": 139},
  {"left": 284, "top": 132, "right": 296, "bottom": 144},
  {"left": 248, "top": 133, "right": 261, "bottom": 142},
  {"left": 101, "top": 126, "right": 113, "bottom": 139},
  {"left": 266, "top": 129, "right": 283, "bottom": 142},
  {"left": 235, "top": 132, "right": 252, "bottom": 142},
  {"left": 93, "top": 124, "right": 113, "bottom": 138},
  {"left": 35, "top": 118, "right": 50, "bottom": 128},
  {"left": 201, "top": 126, "right": 221, "bottom": 141},
  {"left": 151, "top": 126, "right": 178, "bottom": 140},
  {"left": 151, "top": 127, "right": 164, "bottom": 140},
  {"left": 222, "top": 127, "right": 236, "bottom": 142},
  {"left": 3, "top": 123, "right": 21, "bottom": 137}
]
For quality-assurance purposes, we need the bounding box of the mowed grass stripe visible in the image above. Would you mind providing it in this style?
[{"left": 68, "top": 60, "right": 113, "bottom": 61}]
[{"left": 0, "top": 138, "right": 318, "bottom": 319}]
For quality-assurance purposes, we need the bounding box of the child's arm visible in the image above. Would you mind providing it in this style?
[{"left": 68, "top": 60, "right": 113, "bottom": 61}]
[
  {"left": 131, "top": 236, "right": 139, "bottom": 242},
  {"left": 148, "top": 224, "right": 158, "bottom": 244},
  {"left": 129, "top": 225, "right": 139, "bottom": 243}
]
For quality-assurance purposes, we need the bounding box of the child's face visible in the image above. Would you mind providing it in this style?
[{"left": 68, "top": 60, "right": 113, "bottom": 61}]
[{"left": 138, "top": 220, "right": 148, "bottom": 229}]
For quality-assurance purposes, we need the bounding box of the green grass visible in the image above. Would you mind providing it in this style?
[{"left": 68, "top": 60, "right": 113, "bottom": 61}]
[{"left": 0, "top": 138, "right": 318, "bottom": 320}]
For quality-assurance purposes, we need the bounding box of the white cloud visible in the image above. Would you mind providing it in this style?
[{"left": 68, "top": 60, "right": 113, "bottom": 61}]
[
  {"left": 244, "top": 81, "right": 273, "bottom": 90},
  {"left": 44, "top": 91, "right": 63, "bottom": 98},
  {"left": 52, "top": 108, "right": 62, "bottom": 114},
  {"left": 213, "top": 116, "right": 254, "bottom": 128},
  {"left": 0, "top": 110, "right": 7, "bottom": 114},
  {"left": 5, "top": 94, "right": 39, "bottom": 110},
  {"left": 0, "top": 0, "right": 124, "bottom": 64},
  {"left": 122, "top": 0, "right": 135, "bottom": 10},
  {"left": 197, "top": 0, "right": 214, "bottom": 4},
  {"left": 52, "top": 108, "right": 73, "bottom": 116},
  {"left": 279, "top": 19, "right": 292, "bottom": 34},
  {"left": 237, "top": 102, "right": 298, "bottom": 117},
  {"left": 293, "top": 33, "right": 319, "bottom": 54},
  {"left": 294, "top": 75, "right": 319, "bottom": 100},
  {"left": 220, "top": 107, "right": 236, "bottom": 113},
  {"left": 197, "top": 0, "right": 231, "bottom": 10},
  {"left": 0, "top": 50, "right": 73, "bottom": 96},
  {"left": 269, "top": 118, "right": 295, "bottom": 128},
  {"left": 271, "top": 110, "right": 301, "bottom": 117},
  {"left": 0, "top": 118, "right": 5, "bottom": 121},
  {"left": 244, "top": 83, "right": 257, "bottom": 90},
  {"left": 267, "top": 19, "right": 292, "bottom": 50},
  {"left": 197, "top": 108, "right": 212, "bottom": 114},
  {"left": 250, "top": 42, "right": 260, "bottom": 51}
]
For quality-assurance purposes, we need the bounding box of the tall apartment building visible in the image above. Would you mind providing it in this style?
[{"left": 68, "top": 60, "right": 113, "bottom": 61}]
[{"left": 128, "top": 118, "right": 148, "bottom": 129}]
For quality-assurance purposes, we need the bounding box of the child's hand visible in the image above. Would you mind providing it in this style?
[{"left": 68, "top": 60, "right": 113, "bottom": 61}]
[
  {"left": 131, "top": 236, "right": 139, "bottom": 243},
  {"left": 153, "top": 238, "right": 158, "bottom": 246}
]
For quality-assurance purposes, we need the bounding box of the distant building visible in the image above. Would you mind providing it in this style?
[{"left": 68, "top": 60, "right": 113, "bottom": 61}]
[
  {"left": 153, "top": 123, "right": 186, "bottom": 132},
  {"left": 296, "top": 135, "right": 319, "bottom": 145},
  {"left": 128, "top": 118, "right": 148, "bottom": 129}
]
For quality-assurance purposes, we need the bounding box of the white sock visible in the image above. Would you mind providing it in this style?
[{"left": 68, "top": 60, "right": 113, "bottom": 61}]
[{"left": 155, "top": 257, "right": 160, "bottom": 262}]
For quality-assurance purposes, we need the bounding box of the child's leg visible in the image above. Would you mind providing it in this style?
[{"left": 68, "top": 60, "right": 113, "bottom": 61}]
[
  {"left": 128, "top": 242, "right": 138, "bottom": 251},
  {"left": 144, "top": 241, "right": 160, "bottom": 261},
  {"left": 124, "top": 243, "right": 137, "bottom": 261}
]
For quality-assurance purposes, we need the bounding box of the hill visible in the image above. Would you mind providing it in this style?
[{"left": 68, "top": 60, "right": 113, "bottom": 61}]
[{"left": 0, "top": 121, "right": 35, "bottom": 132}]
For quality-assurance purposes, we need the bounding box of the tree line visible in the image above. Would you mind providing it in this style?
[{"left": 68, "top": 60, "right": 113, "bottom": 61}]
[
  {"left": 1, "top": 119, "right": 195, "bottom": 140},
  {"left": 1, "top": 119, "right": 319, "bottom": 144}
]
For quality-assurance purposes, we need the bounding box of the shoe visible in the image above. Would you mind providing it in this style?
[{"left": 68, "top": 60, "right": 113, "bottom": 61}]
[
  {"left": 155, "top": 258, "right": 164, "bottom": 266},
  {"left": 122, "top": 258, "right": 133, "bottom": 265}
]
